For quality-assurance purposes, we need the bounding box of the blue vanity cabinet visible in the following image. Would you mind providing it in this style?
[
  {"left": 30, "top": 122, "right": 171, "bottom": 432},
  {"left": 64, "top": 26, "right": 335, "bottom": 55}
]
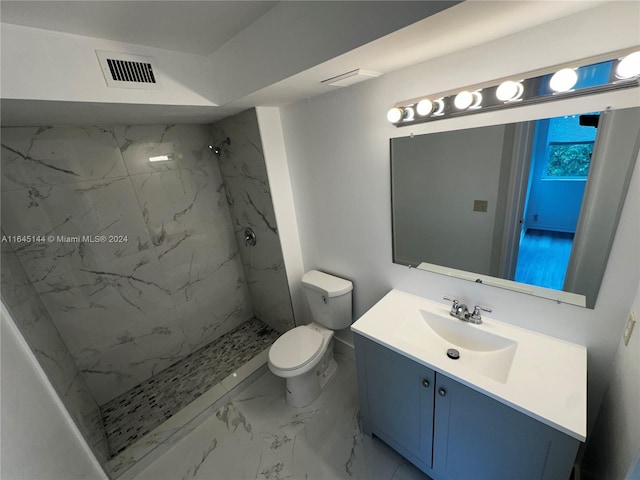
[
  {"left": 433, "top": 374, "right": 580, "bottom": 480},
  {"left": 354, "top": 334, "right": 580, "bottom": 480},
  {"left": 353, "top": 334, "right": 435, "bottom": 472}
]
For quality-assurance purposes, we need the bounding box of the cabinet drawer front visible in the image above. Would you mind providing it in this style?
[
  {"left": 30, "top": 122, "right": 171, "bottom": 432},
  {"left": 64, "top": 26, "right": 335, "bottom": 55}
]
[{"left": 355, "top": 336, "right": 435, "bottom": 467}]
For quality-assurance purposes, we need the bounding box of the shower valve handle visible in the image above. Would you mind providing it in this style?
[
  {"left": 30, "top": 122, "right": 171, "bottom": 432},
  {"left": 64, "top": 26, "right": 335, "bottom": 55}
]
[{"left": 244, "top": 228, "right": 257, "bottom": 247}]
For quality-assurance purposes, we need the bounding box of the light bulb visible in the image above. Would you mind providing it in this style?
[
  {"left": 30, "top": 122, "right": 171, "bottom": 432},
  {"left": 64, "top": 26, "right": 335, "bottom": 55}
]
[
  {"left": 404, "top": 107, "right": 415, "bottom": 122},
  {"left": 432, "top": 98, "right": 445, "bottom": 116},
  {"left": 549, "top": 68, "right": 578, "bottom": 92},
  {"left": 470, "top": 91, "right": 483, "bottom": 109},
  {"left": 387, "top": 107, "right": 403, "bottom": 123},
  {"left": 454, "top": 91, "right": 473, "bottom": 110},
  {"left": 496, "top": 81, "right": 524, "bottom": 101},
  {"left": 616, "top": 51, "right": 640, "bottom": 79},
  {"left": 416, "top": 99, "right": 433, "bottom": 116}
]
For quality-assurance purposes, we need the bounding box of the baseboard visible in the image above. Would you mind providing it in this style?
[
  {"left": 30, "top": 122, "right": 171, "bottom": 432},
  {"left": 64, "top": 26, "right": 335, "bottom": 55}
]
[{"left": 334, "top": 336, "right": 355, "bottom": 360}]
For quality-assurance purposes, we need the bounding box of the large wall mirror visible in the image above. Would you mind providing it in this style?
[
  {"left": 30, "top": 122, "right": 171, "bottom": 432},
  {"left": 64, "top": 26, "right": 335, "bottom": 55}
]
[{"left": 391, "top": 106, "right": 640, "bottom": 308}]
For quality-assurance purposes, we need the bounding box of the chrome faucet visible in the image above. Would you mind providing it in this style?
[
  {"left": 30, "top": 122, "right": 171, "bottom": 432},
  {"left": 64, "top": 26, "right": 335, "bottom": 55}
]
[
  {"left": 444, "top": 297, "right": 469, "bottom": 321},
  {"left": 444, "top": 297, "right": 492, "bottom": 325},
  {"left": 455, "top": 304, "right": 471, "bottom": 320}
]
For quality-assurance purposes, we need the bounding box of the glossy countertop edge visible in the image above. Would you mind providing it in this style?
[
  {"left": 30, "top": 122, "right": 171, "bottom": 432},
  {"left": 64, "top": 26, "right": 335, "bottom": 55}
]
[{"left": 350, "top": 289, "right": 587, "bottom": 442}]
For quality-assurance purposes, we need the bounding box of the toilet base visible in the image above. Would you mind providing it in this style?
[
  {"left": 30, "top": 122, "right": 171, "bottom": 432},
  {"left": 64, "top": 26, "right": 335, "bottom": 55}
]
[
  {"left": 284, "top": 358, "right": 338, "bottom": 408},
  {"left": 285, "top": 370, "right": 320, "bottom": 408},
  {"left": 318, "top": 358, "right": 337, "bottom": 389}
]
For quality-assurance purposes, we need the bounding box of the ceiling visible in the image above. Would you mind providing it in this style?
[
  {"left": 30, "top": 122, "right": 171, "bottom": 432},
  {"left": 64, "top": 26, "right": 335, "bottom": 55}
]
[
  {"left": 0, "top": 0, "right": 612, "bottom": 126},
  {"left": 0, "top": 1, "right": 278, "bottom": 55}
]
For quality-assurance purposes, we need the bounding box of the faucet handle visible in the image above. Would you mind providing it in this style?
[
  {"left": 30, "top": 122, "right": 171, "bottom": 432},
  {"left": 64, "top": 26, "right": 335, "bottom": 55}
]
[
  {"left": 473, "top": 305, "right": 492, "bottom": 314},
  {"left": 443, "top": 296, "right": 459, "bottom": 315},
  {"left": 470, "top": 305, "right": 492, "bottom": 323}
]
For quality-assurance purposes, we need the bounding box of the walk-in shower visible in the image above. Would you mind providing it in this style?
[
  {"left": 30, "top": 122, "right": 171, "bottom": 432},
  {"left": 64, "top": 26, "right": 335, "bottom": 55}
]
[{"left": 0, "top": 108, "right": 295, "bottom": 477}]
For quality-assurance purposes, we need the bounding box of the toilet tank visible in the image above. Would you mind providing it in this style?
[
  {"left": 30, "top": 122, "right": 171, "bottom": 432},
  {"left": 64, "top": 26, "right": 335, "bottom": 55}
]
[{"left": 302, "top": 270, "right": 353, "bottom": 330}]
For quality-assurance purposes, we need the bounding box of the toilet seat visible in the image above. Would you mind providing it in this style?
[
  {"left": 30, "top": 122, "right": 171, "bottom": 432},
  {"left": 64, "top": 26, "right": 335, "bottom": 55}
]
[{"left": 269, "top": 326, "right": 324, "bottom": 371}]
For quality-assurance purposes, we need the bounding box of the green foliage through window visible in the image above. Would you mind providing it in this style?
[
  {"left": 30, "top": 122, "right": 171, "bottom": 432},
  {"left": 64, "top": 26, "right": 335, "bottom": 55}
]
[{"left": 544, "top": 141, "right": 594, "bottom": 177}]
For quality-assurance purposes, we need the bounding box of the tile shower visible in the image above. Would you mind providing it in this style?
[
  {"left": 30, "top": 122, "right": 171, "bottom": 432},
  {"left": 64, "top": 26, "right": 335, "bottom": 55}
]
[{"left": 0, "top": 109, "right": 295, "bottom": 473}]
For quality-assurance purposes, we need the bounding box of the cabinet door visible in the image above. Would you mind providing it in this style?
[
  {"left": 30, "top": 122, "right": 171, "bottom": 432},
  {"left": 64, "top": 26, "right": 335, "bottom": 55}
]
[
  {"left": 354, "top": 335, "right": 435, "bottom": 469},
  {"left": 433, "top": 374, "right": 579, "bottom": 480}
]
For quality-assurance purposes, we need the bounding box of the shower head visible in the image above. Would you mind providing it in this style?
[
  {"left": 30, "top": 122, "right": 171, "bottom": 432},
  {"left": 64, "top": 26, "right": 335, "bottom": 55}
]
[{"left": 209, "top": 137, "right": 231, "bottom": 157}]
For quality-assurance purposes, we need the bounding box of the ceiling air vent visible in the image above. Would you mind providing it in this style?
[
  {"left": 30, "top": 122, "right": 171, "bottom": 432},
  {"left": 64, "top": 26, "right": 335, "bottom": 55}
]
[
  {"left": 96, "top": 50, "right": 161, "bottom": 90},
  {"left": 321, "top": 69, "right": 382, "bottom": 87}
]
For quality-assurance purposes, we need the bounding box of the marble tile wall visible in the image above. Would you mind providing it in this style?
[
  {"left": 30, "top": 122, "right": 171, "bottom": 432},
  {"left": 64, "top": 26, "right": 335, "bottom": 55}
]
[
  {"left": 0, "top": 236, "right": 110, "bottom": 464},
  {"left": 1, "top": 125, "right": 254, "bottom": 406},
  {"left": 211, "top": 109, "right": 296, "bottom": 333}
]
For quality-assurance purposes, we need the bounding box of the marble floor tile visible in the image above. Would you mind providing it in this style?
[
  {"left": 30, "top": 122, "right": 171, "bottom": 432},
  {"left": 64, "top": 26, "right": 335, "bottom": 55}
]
[{"left": 134, "top": 351, "right": 433, "bottom": 480}]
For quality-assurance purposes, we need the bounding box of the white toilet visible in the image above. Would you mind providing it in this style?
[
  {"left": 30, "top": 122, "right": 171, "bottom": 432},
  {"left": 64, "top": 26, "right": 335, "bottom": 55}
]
[{"left": 268, "top": 270, "right": 353, "bottom": 407}]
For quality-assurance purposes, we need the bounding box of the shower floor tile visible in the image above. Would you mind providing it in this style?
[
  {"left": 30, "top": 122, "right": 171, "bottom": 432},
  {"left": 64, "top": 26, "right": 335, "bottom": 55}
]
[{"left": 101, "top": 318, "right": 279, "bottom": 458}]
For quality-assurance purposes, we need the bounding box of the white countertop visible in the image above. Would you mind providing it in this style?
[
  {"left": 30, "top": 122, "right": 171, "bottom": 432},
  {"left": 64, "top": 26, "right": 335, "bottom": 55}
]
[{"left": 351, "top": 289, "right": 587, "bottom": 442}]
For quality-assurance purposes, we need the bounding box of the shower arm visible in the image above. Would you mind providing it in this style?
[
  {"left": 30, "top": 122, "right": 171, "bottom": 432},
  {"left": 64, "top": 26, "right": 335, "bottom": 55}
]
[{"left": 210, "top": 137, "right": 231, "bottom": 157}]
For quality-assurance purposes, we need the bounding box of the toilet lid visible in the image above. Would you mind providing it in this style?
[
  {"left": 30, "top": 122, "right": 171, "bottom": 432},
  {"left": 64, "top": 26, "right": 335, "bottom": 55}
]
[{"left": 269, "top": 327, "right": 324, "bottom": 371}]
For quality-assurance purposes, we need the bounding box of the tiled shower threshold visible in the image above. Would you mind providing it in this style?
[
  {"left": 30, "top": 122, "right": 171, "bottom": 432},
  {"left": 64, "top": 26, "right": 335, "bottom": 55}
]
[{"left": 102, "top": 319, "right": 279, "bottom": 479}]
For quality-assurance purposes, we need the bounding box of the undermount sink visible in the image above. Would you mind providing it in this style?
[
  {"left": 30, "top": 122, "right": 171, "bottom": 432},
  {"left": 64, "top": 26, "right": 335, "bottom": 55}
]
[{"left": 394, "top": 307, "right": 518, "bottom": 383}]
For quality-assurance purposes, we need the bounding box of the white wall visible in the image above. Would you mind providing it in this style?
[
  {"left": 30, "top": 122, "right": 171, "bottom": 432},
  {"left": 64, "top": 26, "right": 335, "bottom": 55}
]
[
  {"left": 582, "top": 285, "right": 640, "bottom": 480},
  {"left": 1, "top": 24, "right": 217, "bottom": 106},
  {"left": 1, "top": 302, "right": 107, "bottom": 480},
  {"left": 278, "top": 1, "right": 640, "bottom": 436}
]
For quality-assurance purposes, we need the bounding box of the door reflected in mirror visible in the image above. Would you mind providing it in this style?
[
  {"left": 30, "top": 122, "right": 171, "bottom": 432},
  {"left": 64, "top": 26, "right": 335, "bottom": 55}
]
[
  {"left": 514, "top": 113, "right": 597, "bottom": 290},
  {"left": 390, "top": 107, "right": 640, "bottom": 308}
]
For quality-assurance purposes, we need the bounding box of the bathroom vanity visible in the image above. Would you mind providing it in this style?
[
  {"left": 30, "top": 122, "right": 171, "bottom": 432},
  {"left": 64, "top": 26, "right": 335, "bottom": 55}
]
[{"left": 351, "top": 290, "right": 586, "bottom": 480}]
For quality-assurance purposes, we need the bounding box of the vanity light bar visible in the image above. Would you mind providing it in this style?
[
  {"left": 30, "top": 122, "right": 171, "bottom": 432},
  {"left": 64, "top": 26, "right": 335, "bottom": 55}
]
[{"left": 387, "top": 50, "right": 640, "bottom": 126}]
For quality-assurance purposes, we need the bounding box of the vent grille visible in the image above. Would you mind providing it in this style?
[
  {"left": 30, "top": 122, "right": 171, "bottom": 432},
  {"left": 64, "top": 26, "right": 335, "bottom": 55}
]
[
  {"left": 96, "top": 50, "right": 161, "bottom": 90},
  {"left": 321, "top": 69, "right": 382, "bottom": 87},
  {"left": 106, "top": 58, "right": 156, "bottom": 84}
]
